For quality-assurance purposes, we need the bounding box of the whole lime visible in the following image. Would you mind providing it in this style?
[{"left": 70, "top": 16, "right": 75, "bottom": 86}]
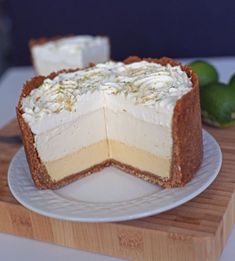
[
  {"left": 229, "top": 74, "right": 235, "bottom": 88},
  {"left": 190, "top": 61, "right": 219, "bottom": 88},
  {"left": 200, "top": 82, "right": 235, "bottom": 128}
]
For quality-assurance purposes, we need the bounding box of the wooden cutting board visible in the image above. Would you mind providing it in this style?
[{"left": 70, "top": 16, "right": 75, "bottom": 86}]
[{"left": 0, "top": 119, "right": 234, "bottom": 261}]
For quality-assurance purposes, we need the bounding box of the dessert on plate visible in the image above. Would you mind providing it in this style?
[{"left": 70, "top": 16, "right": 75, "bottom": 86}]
[
  {"left": 29, "top": 35, "right": 110, "bottom": 75},
  {"left": 16, "top": 56, "right": 203, "bottom": 189}
]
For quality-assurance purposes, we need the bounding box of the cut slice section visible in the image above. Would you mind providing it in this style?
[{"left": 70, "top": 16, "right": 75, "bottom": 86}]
[{"left": 38, "top": 101, "right": 172, "bottom": 182}]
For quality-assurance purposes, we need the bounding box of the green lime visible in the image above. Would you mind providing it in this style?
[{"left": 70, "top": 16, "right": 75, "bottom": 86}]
[
  {"left": 229, "top": 73, "right": 235, "bottom": 87},
  {"left": 200, "top": 82, "right": 235, "bottom": 128},
  {"left": 190, "top": 60, "right": 219, "bottom": 88}
]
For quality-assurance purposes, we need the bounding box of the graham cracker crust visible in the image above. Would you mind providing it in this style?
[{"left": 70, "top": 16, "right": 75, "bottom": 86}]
[
  {"left": 29, "top": 35, "right": 74, "bottom": 48},
  {"left": 16, "top": 56, "right": 203, "bottom": 189}
]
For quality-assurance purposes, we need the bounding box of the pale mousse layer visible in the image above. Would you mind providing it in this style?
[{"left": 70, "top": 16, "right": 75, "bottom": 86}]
[{"left": 35, "top": 108, "right": 172, "bottom": 162}]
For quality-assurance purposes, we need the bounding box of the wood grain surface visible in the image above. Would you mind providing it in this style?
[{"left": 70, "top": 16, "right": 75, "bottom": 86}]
[{"left": 0, "top": 119, "right": 234, "bottom": 261}]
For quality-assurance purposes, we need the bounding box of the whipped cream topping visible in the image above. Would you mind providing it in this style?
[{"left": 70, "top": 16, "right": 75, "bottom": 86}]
[
  {"left": 51, "top": 36, "right": 103, "bottom": 53},
  {"left": 21, "top": 61, "right": 192, "bottom": 123}
]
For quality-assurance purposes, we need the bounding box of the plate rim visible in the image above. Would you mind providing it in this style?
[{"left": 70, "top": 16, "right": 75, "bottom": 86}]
[{"left": 8, "top": 129, "right": 222, "bottom": 222}]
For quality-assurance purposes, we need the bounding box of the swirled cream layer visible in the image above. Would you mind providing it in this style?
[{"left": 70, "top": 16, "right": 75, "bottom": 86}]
[{"left": 22, "top": 60, "right": 192, "bottom": 133}]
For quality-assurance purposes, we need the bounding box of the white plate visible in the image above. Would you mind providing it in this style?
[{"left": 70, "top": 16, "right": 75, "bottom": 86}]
[{"left": 8, "top": 130, "right": 222, "bottom": 222}]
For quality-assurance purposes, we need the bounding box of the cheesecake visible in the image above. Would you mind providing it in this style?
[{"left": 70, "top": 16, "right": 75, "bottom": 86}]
[
  {"left": 16, "top": 56, "right": 203, "bottom": 189},
  {"left": 29, "top": 35, "right": 110, "bottom": 75}
]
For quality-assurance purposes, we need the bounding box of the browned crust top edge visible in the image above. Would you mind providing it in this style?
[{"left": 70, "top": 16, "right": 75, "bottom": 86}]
[
  {"left": 29, "top": 35, "right": 74, "bottom": 48},
  {"left": 29, "top": 35, "right": 109, "bottom": 48}
]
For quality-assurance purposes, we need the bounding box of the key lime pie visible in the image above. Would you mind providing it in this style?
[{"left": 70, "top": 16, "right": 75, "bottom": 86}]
[
  {"left": 29, "top": 35, "right": 110, "bottom": 75},
  {"left": 16, "top": 56, "right": 203, "bottom": 189}
]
